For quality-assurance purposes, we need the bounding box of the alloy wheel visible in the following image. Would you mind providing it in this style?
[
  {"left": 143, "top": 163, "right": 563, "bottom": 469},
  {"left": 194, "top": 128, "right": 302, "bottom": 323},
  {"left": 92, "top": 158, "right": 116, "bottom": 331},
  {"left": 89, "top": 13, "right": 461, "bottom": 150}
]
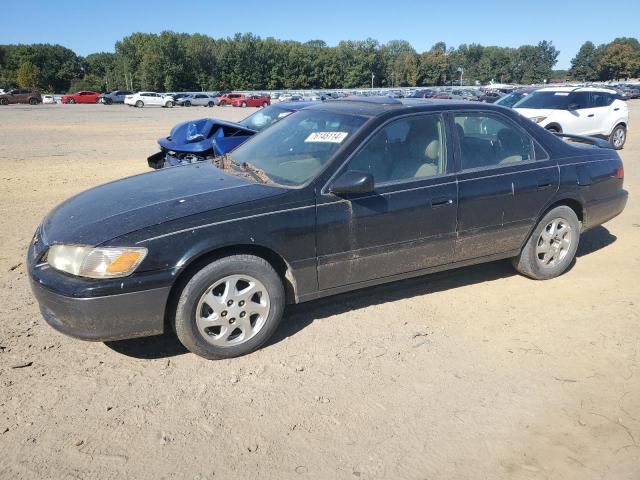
[
  {"left": 612, "top": 128, "right": 626, "bottom": 148},
  {"left": 535, "top": 217, "right": 573, "bottom": 268},
  {"left": 195, "top": 274, "right": 270, "bottom": 347}
]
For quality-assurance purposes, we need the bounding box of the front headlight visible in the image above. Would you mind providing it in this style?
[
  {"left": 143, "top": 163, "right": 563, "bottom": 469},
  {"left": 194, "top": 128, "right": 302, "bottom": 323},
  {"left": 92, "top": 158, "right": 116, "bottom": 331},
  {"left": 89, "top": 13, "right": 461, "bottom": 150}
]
[
  {"left": 531, "top": 116, "right": 548, "bottom": 124},
  {"left": 47, "top": 245, "right": 148, "bottom": 279}
]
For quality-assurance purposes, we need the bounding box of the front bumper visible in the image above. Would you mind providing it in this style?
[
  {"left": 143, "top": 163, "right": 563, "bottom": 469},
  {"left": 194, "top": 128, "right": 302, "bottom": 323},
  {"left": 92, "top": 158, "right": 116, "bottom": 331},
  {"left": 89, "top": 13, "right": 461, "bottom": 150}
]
[{"left": 30, "top": 277, "right": 170, "bottom": 341}]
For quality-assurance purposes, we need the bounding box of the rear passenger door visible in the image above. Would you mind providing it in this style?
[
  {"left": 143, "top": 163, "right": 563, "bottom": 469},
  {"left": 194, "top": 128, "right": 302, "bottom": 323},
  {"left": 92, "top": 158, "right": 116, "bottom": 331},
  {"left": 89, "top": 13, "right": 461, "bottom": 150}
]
[
  {"left": 588, "top": 91, "right": 616, "bottom": 136},
  {"left": 316, "top": 113, "right": 458, "bottom": 290},
  {"left": 453, "top": 112, "right": 558, "bottom": 261},
  {"left": 566, "top": 91, "right": 595, "bottom": 135}
]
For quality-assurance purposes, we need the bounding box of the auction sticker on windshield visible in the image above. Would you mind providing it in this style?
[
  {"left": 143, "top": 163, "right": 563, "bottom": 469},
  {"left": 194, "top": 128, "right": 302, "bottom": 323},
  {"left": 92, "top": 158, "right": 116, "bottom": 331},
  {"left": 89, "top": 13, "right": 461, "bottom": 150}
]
[{"left": 305, "top": 132, "right": 349, "bottom": 143}]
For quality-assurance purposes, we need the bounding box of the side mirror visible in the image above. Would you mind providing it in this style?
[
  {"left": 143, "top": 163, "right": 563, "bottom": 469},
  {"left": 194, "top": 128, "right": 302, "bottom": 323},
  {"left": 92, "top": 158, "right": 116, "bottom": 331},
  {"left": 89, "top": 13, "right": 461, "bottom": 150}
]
[
  {"left": 568, "top": 103, "right": 580, "bottom": 111},
  {"left": 329, "top": 171, "right": 374, "bottom": 195}
]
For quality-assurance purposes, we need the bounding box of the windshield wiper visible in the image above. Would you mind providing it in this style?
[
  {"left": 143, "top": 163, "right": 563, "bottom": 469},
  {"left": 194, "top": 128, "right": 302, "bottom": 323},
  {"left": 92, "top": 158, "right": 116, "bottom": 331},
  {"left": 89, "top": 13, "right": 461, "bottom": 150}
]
[{"left": 214, "top": 154, "right": 272, "bottom": 184}]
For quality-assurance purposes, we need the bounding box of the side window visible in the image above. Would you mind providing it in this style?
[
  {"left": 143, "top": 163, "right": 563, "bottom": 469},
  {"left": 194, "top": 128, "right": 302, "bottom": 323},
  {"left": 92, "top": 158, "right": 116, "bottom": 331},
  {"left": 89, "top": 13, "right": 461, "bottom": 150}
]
[
  {"left": 346, "top": 114, "right": 446, "bottom": 185},
  {"left": 569, "top": 92, "right": 590, "bottom": 109},
  {"left": 454, "top": 113, "right": 535, "bottom": 170},
  {"left": 591, "top": 92, "right": 612, "bottom": 107}
]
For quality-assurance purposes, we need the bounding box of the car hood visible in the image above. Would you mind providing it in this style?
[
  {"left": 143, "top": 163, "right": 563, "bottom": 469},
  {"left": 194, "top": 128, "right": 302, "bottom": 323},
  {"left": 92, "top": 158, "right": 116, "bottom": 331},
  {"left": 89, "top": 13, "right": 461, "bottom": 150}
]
[
  {"left": 513, "top": 108, "right": 555, "bottom": 119},
  {"left": 41, "top": 162, "right": 284, "bottom": 246},
  {"left": 158, "top": 118, "right": 256, "bottom": 154}
]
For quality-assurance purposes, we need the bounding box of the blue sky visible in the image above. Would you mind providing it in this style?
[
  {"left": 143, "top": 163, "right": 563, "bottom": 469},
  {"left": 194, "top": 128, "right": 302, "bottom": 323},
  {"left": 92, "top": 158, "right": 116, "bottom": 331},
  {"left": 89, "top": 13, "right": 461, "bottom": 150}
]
[{"left": 4, "top": 0, "right": 639, "bottom": 69}]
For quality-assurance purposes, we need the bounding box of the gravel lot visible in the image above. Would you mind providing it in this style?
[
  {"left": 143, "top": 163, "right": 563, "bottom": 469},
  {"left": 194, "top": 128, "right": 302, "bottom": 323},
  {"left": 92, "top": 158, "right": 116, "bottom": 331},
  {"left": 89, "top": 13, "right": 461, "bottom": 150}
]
[{"left": 0, "top": 102, "right": 639, "bottom": 480}]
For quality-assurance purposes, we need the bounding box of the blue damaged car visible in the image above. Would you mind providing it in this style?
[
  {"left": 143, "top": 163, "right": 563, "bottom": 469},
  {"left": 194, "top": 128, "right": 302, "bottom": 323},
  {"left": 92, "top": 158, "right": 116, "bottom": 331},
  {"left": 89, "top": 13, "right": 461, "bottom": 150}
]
[{"left": 148, "top": 101, "right": 318, "bottom": 168}]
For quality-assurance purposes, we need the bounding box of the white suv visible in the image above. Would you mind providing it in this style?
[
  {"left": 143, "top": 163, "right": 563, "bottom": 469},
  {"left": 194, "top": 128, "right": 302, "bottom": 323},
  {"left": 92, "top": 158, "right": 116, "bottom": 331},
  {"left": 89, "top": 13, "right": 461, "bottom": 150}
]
[
  {"left": 124, "top": 92, "right": 174, "bottom": 108},
  {"left": 514, "top": 87, "right": 629, "bottom": 149}
]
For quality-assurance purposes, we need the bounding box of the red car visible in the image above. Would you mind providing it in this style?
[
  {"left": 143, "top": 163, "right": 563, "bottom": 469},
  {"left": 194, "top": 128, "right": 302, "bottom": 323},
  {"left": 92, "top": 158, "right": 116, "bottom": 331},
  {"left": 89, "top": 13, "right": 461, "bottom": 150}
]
[
  {"left": 215, "top": 93, "right": 244, "bottom": 106},
  {"left": 61, "top": 91, "right": 101, "bottom": 104},
  {"left": 231, "top": 95, "right": 271, "bottom": 108}
]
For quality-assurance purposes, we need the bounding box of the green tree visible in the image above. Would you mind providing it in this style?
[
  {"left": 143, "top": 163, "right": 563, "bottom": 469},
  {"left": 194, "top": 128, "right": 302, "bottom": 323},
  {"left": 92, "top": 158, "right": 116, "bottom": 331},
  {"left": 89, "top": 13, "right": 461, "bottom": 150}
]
[
  {"left": 597, "top": 39, "right": 640, "bottom": 80},
  {"left": 569, "top": 41, "right": 598, "bottom": 81},
  {"left": 16, "top": 61, "right": 42, "bottom": 89}
]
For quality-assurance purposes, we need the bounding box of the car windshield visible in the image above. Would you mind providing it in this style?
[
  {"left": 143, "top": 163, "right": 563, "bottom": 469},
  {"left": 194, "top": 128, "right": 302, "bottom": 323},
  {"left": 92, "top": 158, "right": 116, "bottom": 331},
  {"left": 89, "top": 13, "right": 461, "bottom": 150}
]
[
  {"left": 239, "top": 105, "right": 297, "bottom": 131},
  {"left": 513, "top": 91, "right": 570, "bottom": 109},
  {"left": 230, "top": 109, "right": 367, "bottom": 187},
  {"left": 495, "top": 92, "right": 525, "bottom": 108}
]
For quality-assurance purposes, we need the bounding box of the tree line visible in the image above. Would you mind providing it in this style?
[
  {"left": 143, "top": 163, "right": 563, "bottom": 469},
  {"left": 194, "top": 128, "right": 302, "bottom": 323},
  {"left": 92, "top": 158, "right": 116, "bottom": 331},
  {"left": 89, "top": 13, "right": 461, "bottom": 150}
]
[{"left": 0, "top": 32, "right": 638, "bottom": 94}]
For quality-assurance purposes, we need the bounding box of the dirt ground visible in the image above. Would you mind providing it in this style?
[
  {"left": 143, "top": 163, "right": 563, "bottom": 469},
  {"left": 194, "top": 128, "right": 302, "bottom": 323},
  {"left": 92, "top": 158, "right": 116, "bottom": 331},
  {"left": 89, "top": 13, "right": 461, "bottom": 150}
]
[{"left": 0, "top": 101, "right": 638, "bottom": 480}]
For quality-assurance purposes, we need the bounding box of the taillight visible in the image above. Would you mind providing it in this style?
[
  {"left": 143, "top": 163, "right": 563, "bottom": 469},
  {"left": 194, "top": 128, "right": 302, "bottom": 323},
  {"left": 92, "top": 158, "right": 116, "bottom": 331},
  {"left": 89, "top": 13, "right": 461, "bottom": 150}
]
[{"left": 616, "top": 165, "right": 624, "bottom": 179}]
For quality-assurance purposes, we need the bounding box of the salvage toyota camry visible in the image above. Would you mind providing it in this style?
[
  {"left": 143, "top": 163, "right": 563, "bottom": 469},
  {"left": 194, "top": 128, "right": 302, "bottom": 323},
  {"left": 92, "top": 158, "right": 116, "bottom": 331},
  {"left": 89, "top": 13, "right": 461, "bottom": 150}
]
[{"left": 28, "top": 97, "right": 628, "bottom": 359}]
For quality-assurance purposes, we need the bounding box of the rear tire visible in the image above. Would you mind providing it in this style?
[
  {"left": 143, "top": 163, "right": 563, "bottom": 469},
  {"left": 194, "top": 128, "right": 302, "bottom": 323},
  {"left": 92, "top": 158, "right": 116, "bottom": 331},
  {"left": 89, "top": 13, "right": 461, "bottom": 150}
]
[
  {"left": 174, "top": 255, "right": 285, "bottom": 359},
  {"left": 262, "top": 102, "right": 268, "bottom": 108},
  {"left": 184, "top": 100, "right": 191, "bottom": 107},
  {"left": 241, "top": 101, "right": 247, "bottom": 108},
  {"left": 29, "top": 98, "right": 38, "bottom": 105},
  {"left": 0, "top": 98, "right": 7, "bottom": 105},
  {"left": 208, "top": 101, "right": 214, "bottom": 107},
  {"left": 105, "top": 98, "right": 113, "bottom": 105},
  {"left": 219, "top": 101, "right": 226, "bottom": 106},
  {"left": 512, "top": 206, "right": 580, "bottom": 280},
  {"left": 135, "top": 100, "right": 143, "bottom": 108},
  {"left": 609, "top": 124, "right": 626, "bottom": 150}
]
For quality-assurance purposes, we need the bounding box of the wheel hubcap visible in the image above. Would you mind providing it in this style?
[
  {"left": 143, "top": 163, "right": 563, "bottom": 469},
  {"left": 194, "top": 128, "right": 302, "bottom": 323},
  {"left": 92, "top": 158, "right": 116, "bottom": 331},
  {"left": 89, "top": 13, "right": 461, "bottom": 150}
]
[
  {"left": 195, "top": 274, "right": 270, "bottom": 347},
  {"left": 613, "top": 128, "right": 625, "bottom": 147},
  {"left": 536, "top": 217, "right": 573, "bottom": 268}
]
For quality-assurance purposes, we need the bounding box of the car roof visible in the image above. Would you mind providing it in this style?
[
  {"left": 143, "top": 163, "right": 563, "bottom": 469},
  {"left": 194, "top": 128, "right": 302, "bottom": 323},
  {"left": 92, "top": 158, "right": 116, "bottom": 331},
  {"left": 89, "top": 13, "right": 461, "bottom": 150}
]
[
  {"left": 534, "top": 86, "right": 618, "bottom": 94},
  {"left": 305, "top": 96, "right": 512, "bottom": 117},
  {"left": 276, "top": 101, "right": 320, "bottom": 110}
]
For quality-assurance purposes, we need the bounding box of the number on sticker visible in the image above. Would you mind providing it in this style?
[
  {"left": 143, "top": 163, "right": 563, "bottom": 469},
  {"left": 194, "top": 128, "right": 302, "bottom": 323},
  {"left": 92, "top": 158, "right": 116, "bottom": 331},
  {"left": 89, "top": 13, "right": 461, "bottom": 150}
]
[{"left": 304, "top": 132, "right": 349, "bottom": 143}]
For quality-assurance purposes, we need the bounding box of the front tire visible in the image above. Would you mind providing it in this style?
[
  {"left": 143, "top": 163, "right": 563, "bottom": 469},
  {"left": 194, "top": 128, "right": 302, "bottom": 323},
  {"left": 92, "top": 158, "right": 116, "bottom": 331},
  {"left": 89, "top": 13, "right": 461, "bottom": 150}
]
[
  {"left": 208, "top": 101, "right": 214, "bottom": 107},
  {"left": 174, "top": 255, "right": 285, "bottom": 359},
  {"left": 512, "top": 206, "right": 580, "bottom": 280},
  {"left": 165, "top": 101, "right": 174, "bottom": 108},
  {"left": 68, "top": 98, "right": 75, "bottom": 104},
  {"left": 241, "top": 101, "right": 247, "bottom": 108},
  {"left": 184, "top": 100, "right": 191, "bottom": 107},
  {"left": 29, "top": 98, "right": 38, "bottom": 105},
  {"left": 609, "top": 124, "right": 626, "bottom": 150}
]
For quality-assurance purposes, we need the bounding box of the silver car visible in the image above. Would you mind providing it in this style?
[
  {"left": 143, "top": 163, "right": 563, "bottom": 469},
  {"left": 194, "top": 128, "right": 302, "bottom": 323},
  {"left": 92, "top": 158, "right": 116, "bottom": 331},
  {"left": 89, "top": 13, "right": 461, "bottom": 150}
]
[{"left": 177, "top": 94, "right": 215, "bottom": 107}]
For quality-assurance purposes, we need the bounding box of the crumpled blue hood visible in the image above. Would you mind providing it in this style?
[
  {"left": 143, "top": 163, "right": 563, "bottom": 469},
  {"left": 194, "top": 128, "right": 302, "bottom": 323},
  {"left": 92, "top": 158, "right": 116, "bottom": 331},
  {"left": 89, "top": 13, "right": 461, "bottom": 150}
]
[{"left": 157, "top": 118, "right": 256, "bottom": 154}]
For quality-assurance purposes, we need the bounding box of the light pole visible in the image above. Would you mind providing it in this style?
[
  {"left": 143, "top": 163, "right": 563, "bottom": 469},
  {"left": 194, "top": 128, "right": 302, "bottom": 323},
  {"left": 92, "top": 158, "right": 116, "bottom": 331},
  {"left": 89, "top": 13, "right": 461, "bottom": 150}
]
[
  {"left": 457, "top": 67, "right": 463, "bottom": 86},
  {"left": 371, "top": 73, "right": 375, "bottom": 89}
]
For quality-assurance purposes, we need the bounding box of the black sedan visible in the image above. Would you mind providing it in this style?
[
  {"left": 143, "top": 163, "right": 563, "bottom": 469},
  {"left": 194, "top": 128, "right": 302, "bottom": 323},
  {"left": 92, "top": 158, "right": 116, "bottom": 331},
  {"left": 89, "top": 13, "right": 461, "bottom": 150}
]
[{"left": 28, "top": 97, "right": 628, "bottom": 359}]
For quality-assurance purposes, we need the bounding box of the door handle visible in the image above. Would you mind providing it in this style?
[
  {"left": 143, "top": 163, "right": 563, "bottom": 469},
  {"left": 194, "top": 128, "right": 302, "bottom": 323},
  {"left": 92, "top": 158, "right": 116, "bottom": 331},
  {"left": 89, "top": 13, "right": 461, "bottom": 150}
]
[
  {"left": 587, "top": 114, "right": 595, "bottom": 117},
  {"left": 614, "top": 107, "right": 620, "bottom": 111},
  {"left": 537, "top": 179, "right": 553, "bottom": 190},
  {"left": 431, "top": 197, "right": 453, "bottom": 208}
]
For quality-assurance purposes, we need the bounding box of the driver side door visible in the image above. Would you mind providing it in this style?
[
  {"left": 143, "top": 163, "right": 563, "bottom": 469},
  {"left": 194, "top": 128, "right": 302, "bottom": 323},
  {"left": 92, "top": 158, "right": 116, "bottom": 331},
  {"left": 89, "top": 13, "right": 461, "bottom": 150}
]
[{"left": 315, "top": 113, "right": 458, "bottom": 290}]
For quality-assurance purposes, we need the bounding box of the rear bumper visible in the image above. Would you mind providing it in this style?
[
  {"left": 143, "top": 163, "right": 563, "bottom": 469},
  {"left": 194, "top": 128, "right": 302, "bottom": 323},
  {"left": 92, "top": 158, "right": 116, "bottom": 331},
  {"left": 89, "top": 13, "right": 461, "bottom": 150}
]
[
  {"left": 584, "top": 189, "right": 628, "bottom": 230},
  {"left": 30, "top": 277, "right": 170, "bottom": 342}
]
